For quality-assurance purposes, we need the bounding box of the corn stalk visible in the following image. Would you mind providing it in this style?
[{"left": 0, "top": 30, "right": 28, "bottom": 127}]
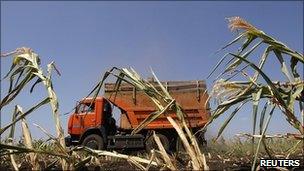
[
  {"left": 153, "top": 132, "right": 177, "bottom": 170},
  {"left": 72, "top": 146, "right": 158, "bottom": 167},
  {"left": 17, "top": 105, "right": 40, "bottom": 170},
  {"left": 0, "top": 47, "right": 68, "bottom": 169},
  {"left": 168, "top": 116, "right": 208, "bottom": 170},
  {"left": 7, "top": 106, "right": 20, "bottom": 171},
  {"left": 204, "top": 16, "right": 303, "bottom": 170}
]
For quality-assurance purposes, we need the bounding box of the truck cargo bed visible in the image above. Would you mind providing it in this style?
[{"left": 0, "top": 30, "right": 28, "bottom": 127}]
[{"left": 104, "top": 80, "right": 210, "bottom": 130}]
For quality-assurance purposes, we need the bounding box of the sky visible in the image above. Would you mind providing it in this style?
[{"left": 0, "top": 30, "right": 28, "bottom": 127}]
[{"left": 1, "top": 1, "right": 303, "bottom": 140}]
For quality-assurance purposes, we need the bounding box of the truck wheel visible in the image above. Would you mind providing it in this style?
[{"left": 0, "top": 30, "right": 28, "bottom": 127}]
[
  {"left": 176, "top": 132, "right": 207, "bottom": 154},
  {"left": 145, "top": 134, "right": 169, "bottom": 153},
  {"left": 82, "top": 134, "right": 104, "bottom": 150},
  {"left": 195, "top": 131, "right": 207, "bottom": 150},
  {"left": 176, "top": 137, "right": 186, "bottom": 154}
]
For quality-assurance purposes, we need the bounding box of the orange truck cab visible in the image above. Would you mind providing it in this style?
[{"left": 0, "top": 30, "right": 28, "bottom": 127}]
[{"left": 65, "top": 80, "right": 210, "bottom": 151}]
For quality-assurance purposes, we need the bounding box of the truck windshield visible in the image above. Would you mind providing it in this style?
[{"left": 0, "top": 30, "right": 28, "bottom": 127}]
[{"left": 77, "top": 102, "right": 95, "bottom": 113}]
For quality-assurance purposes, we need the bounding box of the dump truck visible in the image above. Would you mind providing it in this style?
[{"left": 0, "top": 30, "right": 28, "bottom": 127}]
[{"left": 65, "top": 80, "right": 210, "bottom": 151}]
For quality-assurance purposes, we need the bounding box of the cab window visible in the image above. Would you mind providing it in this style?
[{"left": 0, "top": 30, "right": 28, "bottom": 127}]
[{"left": 77, "top": 103, "right": 95, "bottom": 113}]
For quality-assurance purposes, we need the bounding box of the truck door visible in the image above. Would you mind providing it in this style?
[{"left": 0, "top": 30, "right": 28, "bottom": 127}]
[{"left": 75, "top": 102, "right": 97, "bottom": 132}]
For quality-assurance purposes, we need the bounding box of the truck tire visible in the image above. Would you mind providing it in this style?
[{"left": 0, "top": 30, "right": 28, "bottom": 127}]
[
  {"left": 145, "top": 134, "right": 169, "bottom": 153},
  {"left": 82, "top": 134, "right": 104, "bottom": 150},
  {"left": 176, "top": 137, "right": 186, "bottom": 154},
  {"left": 195, "top": 130, "right": 207, "bottom": 149},
  {"left": 175, "top": 137, "right": 190, "bottom": 162},
  {"left": 176, "top": 131, "right": 207, "bottom": 154}
]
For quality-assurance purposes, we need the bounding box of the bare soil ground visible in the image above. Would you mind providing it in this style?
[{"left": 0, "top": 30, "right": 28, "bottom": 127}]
[
  {"left": 1, "top": 155, "right": 303, "bottom": 171},
  {"left": 1, "top": 138, "right": 303, "bottom": 170}
]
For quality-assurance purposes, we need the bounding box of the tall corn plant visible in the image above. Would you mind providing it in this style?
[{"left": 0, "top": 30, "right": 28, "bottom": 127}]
[
  {"left": 0, "top": 47, "right": 68, "bottom": 169},
  {"left": 204, "top": 17, "right": 303, "bottom": 170}
]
